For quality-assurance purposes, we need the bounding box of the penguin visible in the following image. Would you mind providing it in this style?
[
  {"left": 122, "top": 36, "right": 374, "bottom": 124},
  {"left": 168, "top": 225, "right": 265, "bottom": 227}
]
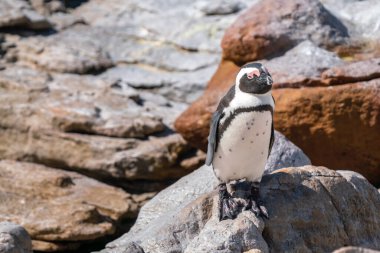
[{"left": 205, "top": 62, "right": 274, "bottom": 221}]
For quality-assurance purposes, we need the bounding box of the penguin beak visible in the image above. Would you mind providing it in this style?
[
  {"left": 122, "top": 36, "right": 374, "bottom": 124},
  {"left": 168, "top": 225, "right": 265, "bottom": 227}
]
[{"left": 247, "top": 69, "right": 260, "bottom": 79}]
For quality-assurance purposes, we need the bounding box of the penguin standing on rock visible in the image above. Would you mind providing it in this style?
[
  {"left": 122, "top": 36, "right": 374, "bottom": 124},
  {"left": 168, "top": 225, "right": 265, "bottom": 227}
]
[{"left": 206, "top": 62, "right": 275, "bottom": 221}]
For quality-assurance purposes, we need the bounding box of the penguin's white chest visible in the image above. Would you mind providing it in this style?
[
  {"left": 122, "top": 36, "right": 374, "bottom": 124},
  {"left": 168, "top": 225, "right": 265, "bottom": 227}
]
[{"left": 213, "top": 110, "right": 272, "bottom": 183}]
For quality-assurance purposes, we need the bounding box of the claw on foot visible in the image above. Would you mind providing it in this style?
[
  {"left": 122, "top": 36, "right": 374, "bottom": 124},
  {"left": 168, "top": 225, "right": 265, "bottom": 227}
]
[{"left": 251, "top": 183, "right": 269, "bottom": 219}]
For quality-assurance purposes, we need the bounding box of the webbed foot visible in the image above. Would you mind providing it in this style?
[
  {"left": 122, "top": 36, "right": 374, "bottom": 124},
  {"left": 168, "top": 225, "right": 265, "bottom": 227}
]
[
  {"left": 218, "top": 183, "right": 239, "bottom": 221},
  {"left": 250, "top": 183, "right": 269, "bottom": 219}
]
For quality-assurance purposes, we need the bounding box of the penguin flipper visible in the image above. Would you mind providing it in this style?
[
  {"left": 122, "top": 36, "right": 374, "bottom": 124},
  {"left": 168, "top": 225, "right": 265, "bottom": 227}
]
[
  {"left": 206, "top": 110, "right": 223, "bottom": 166},
  {"left": 268, "top": 121, "right": 275, "bottom": 157}
]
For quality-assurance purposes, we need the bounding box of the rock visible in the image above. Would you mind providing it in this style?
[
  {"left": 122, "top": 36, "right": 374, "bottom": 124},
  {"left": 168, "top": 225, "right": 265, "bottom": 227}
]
[
  {"left": 272, "top": 80, "right": 380, "bottom": 186},
  {"left": 101, "top": 165, "right": 380, "bottom": 252},
  {"left": 321, "top": 58, "right": 380, "bottom": 85},
  {"left": 333, "top": 246, "right": 380, "bottom": 253},
  {"left": 11, "top": 27, "right": 113, "bottom": 74},
  {"left": 265, "top": 40, "right": 343, "bottom": 88},
  {"left": 0, "top": 0, "right": 51, "bottom": 29},
  {"left": 0, "top": 160, "right": 140, "bottom": 251},
  {"left": 29, "top": 0, "right": 65, "bottom": 16},
  {"left": 0, "top": 65, "right": 204, "bottom": 192},
  {"left": 264, "top": 131, "right": 311, "bottom": 174},
  {"left": 103, "top": 190, "right": 268, "bottom": 253},
  {"left": 0, "top": 222, "right": 32, "bottom": 253},
  {"left": 101, "top": 64, "right": 218, "bottom": 103},
  {"left": 49, "top": 12, "right": 85, "bottom": 30},
  {"left": 261, "top": 166, "right": 380, "bottom": 252},
  {"left": 322, "top": 0, "right": 380, "bottom": 40},
  {"left": 195, "top": 0, "right": 246, "bottom": 16},
  {"left": 221, "top": 0, "right": 348, "bottom": 64},
  {"left": 99, "top": 132, "right": 310, "bottom": 252}
]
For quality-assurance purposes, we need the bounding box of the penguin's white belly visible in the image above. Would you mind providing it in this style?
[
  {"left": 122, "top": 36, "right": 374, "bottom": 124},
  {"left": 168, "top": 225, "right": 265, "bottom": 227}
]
[{"left": 213, "top": 110, "right": 272, "bottom": 183}]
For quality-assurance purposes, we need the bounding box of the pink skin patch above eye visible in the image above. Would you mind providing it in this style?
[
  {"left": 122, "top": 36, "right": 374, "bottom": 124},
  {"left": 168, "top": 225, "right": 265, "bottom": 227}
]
[{"left": 247, "top": 69, "right": 260, "bottom": 79}]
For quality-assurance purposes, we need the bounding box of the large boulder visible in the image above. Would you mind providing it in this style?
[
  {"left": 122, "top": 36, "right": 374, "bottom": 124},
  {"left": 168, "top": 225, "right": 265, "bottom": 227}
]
[
  {"left": 273, "top": 79, "right": 380, "bottom": 185},
  {"left": 221, "top": 0, "right": 348, "bottom": 64},
  {"left": 100, "top": 166, "right": 380, "bottom": 252},
  {"left": 0, "top": 0, "right": 51, "bottom": 29},
  {"left": 0, "top": 160, "right": 144, "bottom": 252},
  {"left": 0, "top": 66, "right": 203, "bottom": 192},
  {"left": 0, "top": 222, "right": 32, "bottom": 253},
  {"left": 99, "top": 133, "right": 311, "bottom": 252}
]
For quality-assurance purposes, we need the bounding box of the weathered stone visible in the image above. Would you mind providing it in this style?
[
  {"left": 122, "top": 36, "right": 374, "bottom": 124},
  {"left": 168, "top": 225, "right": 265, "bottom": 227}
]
[
  {"left": 321, "top": 57, "right": 380, "bottom": 85},
  {"left": 264, "top": 131, "right": 311, "bottom": 175},
  {"left": 11, "top": 28, "right": 113, "bottom": 74},
  {"left": 195, "top": 0, "right": 246, "bottom": 16},
  {"left": 265, "top": 40, "right": 343, "bottom": 88},
  {"left": 322, "top": 0, "right": 380, "bottom": 40},
  {"left": 0, "top": 160, "right": 140, "bottom": 250},
  {"left": 262, "top": 166, "right": 380, "bottom": 252},
  {"left": 221, "top": 0, "right": 348, "bottom": 64},
  {"left": 272, "top": 80, "right": 380, "bottom": 186},
  {"left": 29, "top": 0, "right": 65, "bottom": 16},
  {"left": 333, "top": 246, "right": 380, "bottom": 253},
  {"left": 49, "top": 12, "right": 85, "bottom": 30},
  {"left": 0, "top": 222, "right": 32, "bottom": 253},
  {"left": 101, "top": 166, "right": 380, "bottom": 253},
  {"left": 0, "top": 0, "right": 51, "bottom": 29},
  {"left": 102, "top": 64, "right": 218, "bottom": 103},
  {"left": 0, "top": 65, "right": 203, "bottom": 192},
  {"left": 103, "top": 191, "right": 268, "bottom": 253},
  {"left": 100, "top": 132, "right": 310, "bottom": 251}
]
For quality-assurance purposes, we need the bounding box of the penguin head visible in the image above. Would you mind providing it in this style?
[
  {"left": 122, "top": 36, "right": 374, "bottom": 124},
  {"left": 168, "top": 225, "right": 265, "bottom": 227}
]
[{"left": 236, "top": 62, "right": 273, "bottom": 95}]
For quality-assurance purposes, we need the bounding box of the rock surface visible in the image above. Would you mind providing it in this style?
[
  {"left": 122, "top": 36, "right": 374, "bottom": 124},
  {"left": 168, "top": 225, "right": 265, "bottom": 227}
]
[
  {"left": 221, "top": 0, "right": 348, "bottom": 64},
  {"left": 100, "top": 133, "right": 310, "bottom": 252},
  {"left": 273, "top": 80, "right": 380, "bottom": 185},
  {"left": 333, "top": 246, "right": 380, "bottom": 253},
  {"left": 0, "top": 160, "right": 144, "bottom": 252},
  {"left": 0, "top": 222, "right": 32, "bottom": 253},
  {"left": 101, "top": 166, "right": 380, "bottom": 253},
  {"left": 0, "top": 0, "right": 51, "bottom": 29}
]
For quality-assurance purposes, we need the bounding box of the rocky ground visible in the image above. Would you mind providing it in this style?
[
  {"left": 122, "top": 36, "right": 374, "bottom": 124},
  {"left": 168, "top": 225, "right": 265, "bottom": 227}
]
[{"left": 0, "top": 0, "right": 379, "bottom": 252}]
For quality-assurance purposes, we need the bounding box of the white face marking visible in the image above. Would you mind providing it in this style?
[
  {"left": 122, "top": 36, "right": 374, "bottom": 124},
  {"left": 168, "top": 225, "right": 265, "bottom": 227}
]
[{"left": 235, "top": 67, "right": 260, "bottom": 85}]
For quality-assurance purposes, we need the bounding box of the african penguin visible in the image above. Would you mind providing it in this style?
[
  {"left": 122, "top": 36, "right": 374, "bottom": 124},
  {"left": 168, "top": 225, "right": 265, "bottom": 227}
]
[{"left": 205, "top": 62, "right": 274, "bottom": 220}]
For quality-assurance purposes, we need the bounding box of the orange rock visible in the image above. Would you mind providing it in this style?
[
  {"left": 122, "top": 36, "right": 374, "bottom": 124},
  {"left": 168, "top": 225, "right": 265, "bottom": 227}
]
[
  {"left": 272, "top": 80, "right": 380, "bottom": 185},
  {"left": 221, "top": 0, "right": 348, "bottom": 64}
]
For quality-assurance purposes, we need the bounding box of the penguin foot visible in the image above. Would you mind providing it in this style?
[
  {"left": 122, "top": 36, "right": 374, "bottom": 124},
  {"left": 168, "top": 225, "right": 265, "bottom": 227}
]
[
  {"left": 218, "top": 183, "right": 239, "bottom": 221},
  {"left": 250, "top": 184, "right": 269, "bottom": 219}
]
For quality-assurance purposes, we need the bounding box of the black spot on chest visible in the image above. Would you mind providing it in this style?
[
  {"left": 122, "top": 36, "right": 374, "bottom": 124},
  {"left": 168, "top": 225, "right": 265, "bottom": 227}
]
[{"left": 217, "top": 105, "right": 273, "bottom": 146}]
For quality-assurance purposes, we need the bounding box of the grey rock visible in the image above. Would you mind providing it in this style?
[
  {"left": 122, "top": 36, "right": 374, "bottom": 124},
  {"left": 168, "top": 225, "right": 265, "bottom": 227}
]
[
  {"left": 333, "top": 246, "right": 380, "bottom": 253},
  {"left": 103, "top": 191, "right": 268, "bottom": 253},
  {"left": 265, "top": 40, "right": 344, "bottom": 88},
  {"left": 11, "top": 28, "right": 113, "bottom": 74},
  {"left": 0, "top": 66, "right": 202, "bottom": 191},
  {"left": 0, "top": 0, "right": 51, "bottom": 29},
  {"left": 195, "top": 0, "right": 245, "bottom": 15},
  {"left": 102, "top": 64, "right": 217, "bottom": 103},
  {"left": 29, "top": 0, "right": 65, "bottom": 16},
  {"left": 262, "top": 166, "right": 380, "bottom": 252},
  {"left": 264, "top": 131, "right": 311, "bottom": 174},
  {"left": 0, "top": 160, "right": 143, "bottom": 252},
  {"left": 102, "top": 166, "right": 380, "bottom": 253},
  {"left": 322, "top": 0, "right": 380, "bottom": 40},
  {"left": 0, "top": 222, "right": 32, "bottom": 253},
  {"left": 49, "top": 12, "right": 85, "bottom": 30},
  {"left": 101, "top": 130, "right": 310, "bottom": 252}
]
